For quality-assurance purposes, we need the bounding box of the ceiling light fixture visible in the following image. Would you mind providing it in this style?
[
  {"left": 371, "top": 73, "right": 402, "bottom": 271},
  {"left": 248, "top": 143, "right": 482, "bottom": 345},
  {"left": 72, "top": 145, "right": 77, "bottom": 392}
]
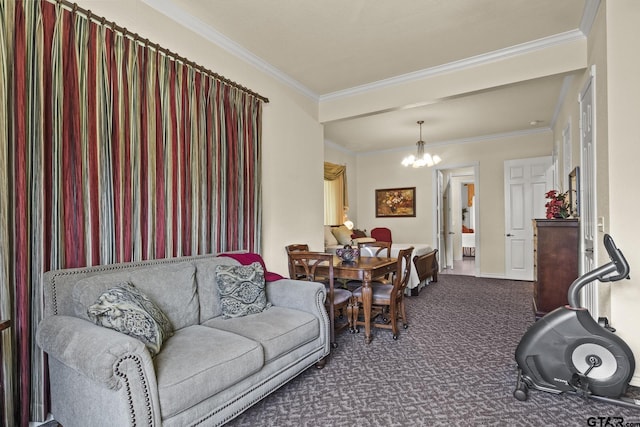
[{"left": 401, "top": 120, "right": 442, "bottom": 168}]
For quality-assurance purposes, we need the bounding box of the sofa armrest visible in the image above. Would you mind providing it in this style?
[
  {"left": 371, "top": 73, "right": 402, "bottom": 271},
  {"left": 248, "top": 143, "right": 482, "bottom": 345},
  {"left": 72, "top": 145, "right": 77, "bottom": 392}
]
[
  {"left": 37, "top": 315, "right": 162, "bottom": 425},
  {"left": 266, "top": 279, "right": 326, "bottom": 312},
  {"left": 37, "top": 315, "right": 157, "bottom": 390}
]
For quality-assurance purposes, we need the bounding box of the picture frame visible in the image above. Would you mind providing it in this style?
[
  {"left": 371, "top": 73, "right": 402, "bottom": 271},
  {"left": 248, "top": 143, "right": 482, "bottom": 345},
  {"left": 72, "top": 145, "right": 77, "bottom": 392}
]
[
  {"left": 375, "top": 187, "right": 416, "bottom": 217},
  {"left": 569, "top": 166, "right": 580, "bottom": 217}
]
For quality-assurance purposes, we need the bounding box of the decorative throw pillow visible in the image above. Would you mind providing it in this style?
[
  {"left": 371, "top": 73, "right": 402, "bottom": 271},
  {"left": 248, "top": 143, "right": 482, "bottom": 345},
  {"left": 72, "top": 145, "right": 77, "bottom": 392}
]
[
  {"left": 324, "top": 225, "right": 338, "bottom": 246},
  {"left": 87, "top": 282, "right": 173, "bottom": 357},
  {"left": 215, "top": 262, "right": 272, "bottom": 318},
  {"left": 331, "top": 225, "right": 353, "bottom": 245},
  {"left": 351, "top": 228, "right": 367, "bottom": 238}
]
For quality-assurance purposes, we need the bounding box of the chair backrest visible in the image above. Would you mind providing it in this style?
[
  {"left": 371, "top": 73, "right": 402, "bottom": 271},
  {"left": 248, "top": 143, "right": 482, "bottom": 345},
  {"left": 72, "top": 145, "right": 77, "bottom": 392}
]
[
  {"left": 286, "top": 251, "right": 335, "bottom": 302},
  {"left": 371, "top": 227, "right": 392, "bottom": 244},
  {"left": 358, "top": 241, "right": 391, "bottom": 258},
  {"left": 285, "top": 244, "right": 310, "bottom": 279},
  {"left": 393, "top": 247, "right": 414, "bottom": 297}
]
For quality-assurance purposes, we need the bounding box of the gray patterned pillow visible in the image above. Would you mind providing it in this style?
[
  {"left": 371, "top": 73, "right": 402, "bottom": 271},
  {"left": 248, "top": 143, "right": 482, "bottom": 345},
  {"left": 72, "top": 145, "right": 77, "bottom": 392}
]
[
  {"left": 87, "top": 282, "right": 173, "bottom": 357},
  {"left": 215, "top": 262, "right": 272, "bottom": 318}
]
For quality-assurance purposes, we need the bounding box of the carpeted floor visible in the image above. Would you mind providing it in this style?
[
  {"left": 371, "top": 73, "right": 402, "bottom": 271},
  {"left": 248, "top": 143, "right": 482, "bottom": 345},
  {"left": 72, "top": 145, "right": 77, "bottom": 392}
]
[{"left": 226, "top": 275, "right": 640, "bottom": 427}]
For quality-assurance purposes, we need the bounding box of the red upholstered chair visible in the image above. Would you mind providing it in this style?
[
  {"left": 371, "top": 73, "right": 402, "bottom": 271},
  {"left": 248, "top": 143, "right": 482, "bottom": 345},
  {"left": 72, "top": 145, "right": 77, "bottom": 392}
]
[{"left": 371, "top": 227, "right": 392, "bottom": 244}]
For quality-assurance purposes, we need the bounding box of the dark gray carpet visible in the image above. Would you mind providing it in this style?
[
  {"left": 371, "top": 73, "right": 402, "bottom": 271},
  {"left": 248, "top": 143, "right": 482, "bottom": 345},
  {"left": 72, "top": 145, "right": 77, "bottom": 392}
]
[{"left": 227, "top": 275, "right": 640, "bottom": 426}]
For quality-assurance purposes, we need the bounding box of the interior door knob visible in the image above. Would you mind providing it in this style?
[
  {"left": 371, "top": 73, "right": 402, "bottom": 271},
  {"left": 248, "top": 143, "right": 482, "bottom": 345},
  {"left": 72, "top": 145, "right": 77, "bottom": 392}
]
[{"left": 506, "top": 233, "right": 513, "bottom": 237}]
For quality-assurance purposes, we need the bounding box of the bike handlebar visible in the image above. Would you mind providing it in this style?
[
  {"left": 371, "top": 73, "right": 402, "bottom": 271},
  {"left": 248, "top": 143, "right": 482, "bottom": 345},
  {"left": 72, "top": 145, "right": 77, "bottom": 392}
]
[
  {"left": 601, "top": 234, "right": 630, "bottom": 282},
  {"left": 567, "top": 234, "right": 630, "bottom": 308}
]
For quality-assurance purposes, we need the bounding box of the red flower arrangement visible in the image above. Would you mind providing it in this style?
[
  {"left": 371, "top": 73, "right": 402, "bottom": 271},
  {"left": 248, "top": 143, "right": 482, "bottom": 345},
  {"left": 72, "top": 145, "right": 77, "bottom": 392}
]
[{"left": 545, "top": 190, "right": 570, "bottom": 219}]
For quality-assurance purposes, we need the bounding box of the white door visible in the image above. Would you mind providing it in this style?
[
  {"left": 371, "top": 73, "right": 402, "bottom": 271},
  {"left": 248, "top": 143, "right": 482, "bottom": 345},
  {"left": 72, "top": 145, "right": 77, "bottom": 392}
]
[
  {"left": 579, "top": 70, "right": 597, "bottom": 315},
  {"left": 504, "top": 156, "right": 553, "bottom": 280},
  {"left": 436, "top": 170, "right": 445, "bottom": 269},
  {"left": 444, "top": 179, "right": 454, "bottom": 269}
]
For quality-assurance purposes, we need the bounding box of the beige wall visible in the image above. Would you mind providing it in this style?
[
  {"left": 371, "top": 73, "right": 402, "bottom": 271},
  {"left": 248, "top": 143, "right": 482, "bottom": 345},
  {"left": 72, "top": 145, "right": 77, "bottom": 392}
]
[
  {"left": 605, "top": 0, "right": 640, "bottom": 386},
  {"left": 354, "top": 132, "right": 552, "bottom": 277},
  {"left": 74, "top": 0, "right": 325, "bottom": 276}
]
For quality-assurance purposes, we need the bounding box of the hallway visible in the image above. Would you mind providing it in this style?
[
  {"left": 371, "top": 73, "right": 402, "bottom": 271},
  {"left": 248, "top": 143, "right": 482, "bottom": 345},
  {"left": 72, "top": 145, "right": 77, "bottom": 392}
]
[{"left": 440, "top": 256, "right": 476, "bottom": 276}]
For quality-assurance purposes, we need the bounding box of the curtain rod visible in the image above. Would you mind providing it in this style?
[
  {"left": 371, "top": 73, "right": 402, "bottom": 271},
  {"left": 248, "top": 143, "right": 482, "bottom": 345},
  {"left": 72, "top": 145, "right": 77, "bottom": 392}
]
[{"left": 52, "top": 0, "right": 269, "bottom": 103}]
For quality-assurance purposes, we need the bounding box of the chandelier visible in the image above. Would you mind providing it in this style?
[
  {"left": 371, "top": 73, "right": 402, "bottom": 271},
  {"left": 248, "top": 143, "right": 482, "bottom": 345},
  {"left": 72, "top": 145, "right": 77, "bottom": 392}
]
[{"left": 401, "top": 120, "right": 442, "bottom": 168}]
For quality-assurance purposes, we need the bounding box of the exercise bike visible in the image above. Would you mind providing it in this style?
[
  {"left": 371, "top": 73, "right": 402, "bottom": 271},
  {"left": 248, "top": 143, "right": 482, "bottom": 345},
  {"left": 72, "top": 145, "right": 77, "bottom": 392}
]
[{"left": 513, "top": 234, "right": 639, "bottom": 410}]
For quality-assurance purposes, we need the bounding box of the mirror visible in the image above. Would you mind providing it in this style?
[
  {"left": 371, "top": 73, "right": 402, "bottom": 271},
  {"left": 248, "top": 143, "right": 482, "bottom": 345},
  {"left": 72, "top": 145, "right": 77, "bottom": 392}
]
[{"left": 569, "top": 166, "right": 580, "bottom": 218}]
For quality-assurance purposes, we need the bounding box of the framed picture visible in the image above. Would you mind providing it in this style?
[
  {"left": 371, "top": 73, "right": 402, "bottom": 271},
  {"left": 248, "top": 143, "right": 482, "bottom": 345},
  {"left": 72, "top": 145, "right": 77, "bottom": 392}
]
[
  {"left": 569, "top": 166, "right": 580, "bottom": 217},
  {"left": 375, "top": 187, "right": 416, "bottom": 217}
]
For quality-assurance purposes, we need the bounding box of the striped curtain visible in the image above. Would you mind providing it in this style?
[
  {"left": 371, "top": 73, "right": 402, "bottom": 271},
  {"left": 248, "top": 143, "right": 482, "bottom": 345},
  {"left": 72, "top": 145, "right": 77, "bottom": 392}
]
[{"left": 1, "top": 1, "right": 264, "bottom": 425}]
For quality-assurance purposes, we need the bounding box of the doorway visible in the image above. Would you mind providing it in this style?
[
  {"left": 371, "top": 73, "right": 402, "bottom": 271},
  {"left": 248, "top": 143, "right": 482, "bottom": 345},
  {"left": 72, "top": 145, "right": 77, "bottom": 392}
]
[
  {"left": 434, "top": 165, "right": 479, "bottom": 277},
  {"left": 503, "top": 156, "right": 553, "bottom": 280},
  {"left": 579, "top": 67, "right": 597, "bottom": 316}
]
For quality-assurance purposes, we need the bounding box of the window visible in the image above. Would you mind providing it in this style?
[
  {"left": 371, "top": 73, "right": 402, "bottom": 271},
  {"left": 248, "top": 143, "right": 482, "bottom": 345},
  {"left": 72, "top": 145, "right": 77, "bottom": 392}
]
[
  {"left": 324, "top": 162, "right": 348, "bottom": 225},
  {"left": 324, "top": 178, "right": 343, "bottom": 225}
]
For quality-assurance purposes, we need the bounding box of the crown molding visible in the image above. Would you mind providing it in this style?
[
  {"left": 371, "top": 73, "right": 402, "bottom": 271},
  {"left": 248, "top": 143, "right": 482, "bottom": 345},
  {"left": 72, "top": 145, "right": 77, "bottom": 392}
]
[
  {"left": 141, "top": 0, "right": 319, "bottom": 101},
  {"left": 580, "top": 0, "right": 601, "bottom": 36},
  {"left": 143, "top": 0, "right": 587, "bottom": 105},
  {"left": 320, "top": 30, "right": 586, "bottom": 102},
  {"left": 550, "top": 75, "right": 576, "bottom": 129},
  {"left": 358, "top": 127, "right": 552, "bottom": 157},
  {"left": 324, "top": 139, "right": 354, "bottom": 154}
]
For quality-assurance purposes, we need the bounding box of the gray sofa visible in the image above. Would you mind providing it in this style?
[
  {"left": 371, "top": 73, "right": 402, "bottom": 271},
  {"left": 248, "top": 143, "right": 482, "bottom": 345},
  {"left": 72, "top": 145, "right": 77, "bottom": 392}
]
[{"left": 36, "top": 254, "right": 330, "bottom": 426}]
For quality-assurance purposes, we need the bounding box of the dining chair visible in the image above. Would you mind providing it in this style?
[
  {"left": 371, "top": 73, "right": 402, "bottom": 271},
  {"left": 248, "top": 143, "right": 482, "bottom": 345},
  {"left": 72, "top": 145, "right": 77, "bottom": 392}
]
[
  {"left": 344, "top": 241, "right": 393, "bottom": 290},
  {"left": 358, "top": 240, "right": 392, "bottom": 257},
  {"left": 287, "top": 251, "right": 352, "bottom": 348},
  {"left": 351, "top": 246, "right": 413, "bottom": 340},
  {"left": 285, "top": 244, "right": 310, "bottom": 279},
  {"left": 370, "top": 227, "right": 392, "bottom": 244}
]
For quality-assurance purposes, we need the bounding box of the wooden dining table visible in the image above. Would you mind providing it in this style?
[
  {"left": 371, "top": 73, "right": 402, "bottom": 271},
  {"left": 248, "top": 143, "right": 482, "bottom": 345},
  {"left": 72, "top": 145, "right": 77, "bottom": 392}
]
[{"left": 325, "top": 255, "right": 397, "bottom": 344}]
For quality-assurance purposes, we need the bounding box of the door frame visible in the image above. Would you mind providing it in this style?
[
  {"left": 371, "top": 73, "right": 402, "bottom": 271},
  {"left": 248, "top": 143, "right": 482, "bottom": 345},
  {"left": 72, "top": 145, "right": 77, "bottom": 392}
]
[
  {"left": 579, "top": 65, "right": 598, "bottom": 316},
  {"left": 503, "top": 156, "right": 553, "bottom": 280},
  {"left": 432, "top": 162, "right": 479, "bottom": 276}
]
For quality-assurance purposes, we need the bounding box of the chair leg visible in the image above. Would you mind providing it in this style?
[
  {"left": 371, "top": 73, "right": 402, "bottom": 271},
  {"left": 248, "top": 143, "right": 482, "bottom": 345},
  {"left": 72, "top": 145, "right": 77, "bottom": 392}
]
[
  {"left": 347, "top": 299, "right": 354, "bottom": 333},
  {"left": 390, "top": 304, "right": 399, "bottom": 339},
  {"left": 400, "top": 297, "right": 409, "bottom": 329},
  {"left": 351, "top": 299, "right": 360, "bottom": 333},
  {"left": 328, "top": 305, "right": 337, "bottom": 348}
]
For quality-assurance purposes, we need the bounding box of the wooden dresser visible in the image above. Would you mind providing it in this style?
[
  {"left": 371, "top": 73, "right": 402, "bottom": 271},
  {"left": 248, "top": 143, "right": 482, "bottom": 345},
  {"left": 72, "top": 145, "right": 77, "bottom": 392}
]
[{"left": 532, "top": 219, "right": 579, "bottom": 319}]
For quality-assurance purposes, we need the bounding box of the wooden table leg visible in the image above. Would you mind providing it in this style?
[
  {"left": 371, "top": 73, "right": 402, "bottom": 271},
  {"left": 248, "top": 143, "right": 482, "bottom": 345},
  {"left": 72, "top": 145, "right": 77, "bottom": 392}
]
[{"left": 362, "top": 272, "right": 372, "bottom": 344}]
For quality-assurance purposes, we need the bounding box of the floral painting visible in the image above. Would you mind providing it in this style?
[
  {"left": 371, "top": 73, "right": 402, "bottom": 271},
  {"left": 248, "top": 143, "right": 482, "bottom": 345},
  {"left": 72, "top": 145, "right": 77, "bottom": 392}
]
[{"left": 375, "top": 187, "right": 416, "bottom": 217}]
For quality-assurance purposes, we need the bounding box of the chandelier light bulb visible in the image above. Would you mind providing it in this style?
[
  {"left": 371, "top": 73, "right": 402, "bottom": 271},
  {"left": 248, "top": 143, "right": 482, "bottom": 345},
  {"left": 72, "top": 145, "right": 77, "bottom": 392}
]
[{"left": 401, "top": 120, "right": 441, "bottom": 168}]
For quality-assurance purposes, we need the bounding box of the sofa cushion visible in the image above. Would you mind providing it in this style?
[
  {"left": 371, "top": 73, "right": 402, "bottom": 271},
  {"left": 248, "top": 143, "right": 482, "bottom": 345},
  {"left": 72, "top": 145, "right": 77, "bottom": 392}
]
[
  {"left": 87, "top": 282, "right": 173, "bottom": 357},
  {"left": 215, "top": 262, "right": 272, "bottom": 318},
  {"left": 202, "top": 306, "right": 319, "bottom": 363},
  {"left": 331, "top": 225, "right": 353, "bottom": 245},
  {"left": 193, "top": 257, "right": 241, "bottom": 323},
  {"left": 154, "top": 325, "right": 263, "bottom": 419},
  {"left": 324, "top": 225, "right": 338, "bottom": 246},
  {"left": 72, "top": 261, "right": 198, "bottom": 330}
]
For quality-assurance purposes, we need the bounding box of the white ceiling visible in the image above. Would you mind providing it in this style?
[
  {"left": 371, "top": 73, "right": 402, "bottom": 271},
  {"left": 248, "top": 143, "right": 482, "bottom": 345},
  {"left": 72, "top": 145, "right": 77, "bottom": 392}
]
[{"left": 146, "top": 0, "right": 591, "bottom": 154}]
